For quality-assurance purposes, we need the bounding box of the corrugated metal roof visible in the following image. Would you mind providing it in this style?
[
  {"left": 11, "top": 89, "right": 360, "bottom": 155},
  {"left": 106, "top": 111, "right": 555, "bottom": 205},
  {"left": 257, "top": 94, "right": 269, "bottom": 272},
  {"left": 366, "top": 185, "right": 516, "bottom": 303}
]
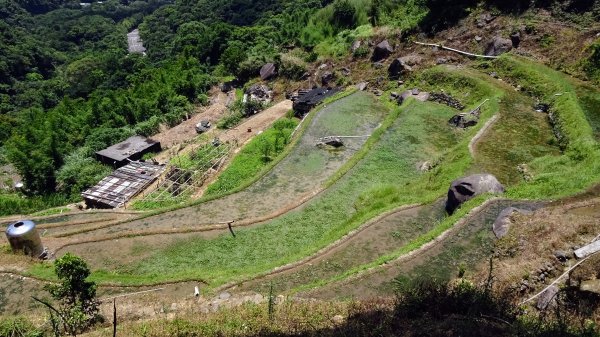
[{"left": 82, "top": 161, "right": 165, "bottom": 208}]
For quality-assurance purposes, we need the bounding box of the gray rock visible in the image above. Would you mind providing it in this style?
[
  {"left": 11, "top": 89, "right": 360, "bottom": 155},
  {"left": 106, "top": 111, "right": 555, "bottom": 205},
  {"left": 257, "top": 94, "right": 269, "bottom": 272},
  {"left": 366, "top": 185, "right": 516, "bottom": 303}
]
[
  {"left": 536, "top": 285, "right": 559, "bottom": 310},
  {"left": 445, "top": 174, "right": 505, "bottom": 214},
  {"left": 396, "top": 91, "right": 412, "bottom": 105},
  {"left": 195, "top": 120, "right": 211, "bottom": 134},
  {"left": 417, "top": 161, "right": 433, "bottom": 172},
  {"left": 321, "top": 71, "right": 335, "bottom": 86},
  {"left": 351, "top": 40, "right": 362, "bottom": 53},
  {"left": 554, "top": 250, "right": 570, "bottom": 262},
  {"left": 581, "top": 279, "right": 600, "bottom": 294},
  {"left": 485, "top": 37, "right": 513, "bottom": 56},
  {"left": 356, "top": 82, "right": 369, "bottom": 91},
  {"left": 372, "top": 40, "right": 393, "bottom": 61},
  {"left": 219, "top": 292, "right": 231, "bottom": 300},
  {"left": 475, "top": 35, "right": 483, "bottom": 42},
  {"left": 341, "top": 67, "right": 351, "bottom": 76},
  {"left": 493, "top": 207, "right": 519, "bottom": 238},
  {"left": 372, "top": 62, "right": 384, "bottom": 69},
  {"left": 260, "top": 63, "right": 277, "bottom": 81},
  {"left": 388, "top": 58, "right": 412, "bottom": 79},
  {"left": 317, "top": 136, "right": 344, "bottom": 148}
]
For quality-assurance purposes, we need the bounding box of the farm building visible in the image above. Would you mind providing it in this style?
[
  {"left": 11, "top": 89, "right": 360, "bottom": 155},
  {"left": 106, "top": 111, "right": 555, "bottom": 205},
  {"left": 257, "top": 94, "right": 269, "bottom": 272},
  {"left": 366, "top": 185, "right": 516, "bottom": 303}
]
[
  {"left": 82, "top": 161, "right": 165, "bottom": 208},
  {"left": 292, "top": 87, "right": 340, "bottom": 117},
  {"left": 95, "top": 135, "right": 161, "bottom": 168}
]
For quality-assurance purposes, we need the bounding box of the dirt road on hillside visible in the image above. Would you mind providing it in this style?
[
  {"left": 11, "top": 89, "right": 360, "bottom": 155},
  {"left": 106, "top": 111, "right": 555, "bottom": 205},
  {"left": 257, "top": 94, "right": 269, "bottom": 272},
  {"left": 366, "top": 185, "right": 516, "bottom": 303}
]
[{"left": 152, "top": 91, "right": 233, "bottom": 150}]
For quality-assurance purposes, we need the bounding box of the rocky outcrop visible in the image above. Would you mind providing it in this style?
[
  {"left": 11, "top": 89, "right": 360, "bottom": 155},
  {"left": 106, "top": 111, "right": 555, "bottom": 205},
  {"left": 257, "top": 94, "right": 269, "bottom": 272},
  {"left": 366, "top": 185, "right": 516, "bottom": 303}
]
[
  {"left": 428, "top": 92, "right": 465, "bottom": 110},
  {"left": 245, "top": 84, "right": 273, "bottom": 107},
  {"left": 484, "top": 37, "right": 513, "bottom": 56},
  {"left": 445, "top": 174, "right": 505, "bottom": 214},
  {"left": 372, "top": 40, "right": 393, "bottom": 61},
  {"left": 260, "top": 63, "right": 277, "bottom": 81}
]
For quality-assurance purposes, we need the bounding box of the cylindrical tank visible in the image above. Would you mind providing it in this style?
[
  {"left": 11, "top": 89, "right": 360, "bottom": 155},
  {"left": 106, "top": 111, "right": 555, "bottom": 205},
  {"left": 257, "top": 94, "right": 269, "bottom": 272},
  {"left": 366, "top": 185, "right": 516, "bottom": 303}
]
[{"left": 5, "top": 220, "right": 44, "bottom": 257}]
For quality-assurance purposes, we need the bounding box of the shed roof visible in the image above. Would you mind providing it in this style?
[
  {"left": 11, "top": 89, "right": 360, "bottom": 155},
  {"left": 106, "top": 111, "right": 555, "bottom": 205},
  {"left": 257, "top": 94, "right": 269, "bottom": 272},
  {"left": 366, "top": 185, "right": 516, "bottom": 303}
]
[
  {"left": 82, "top": 161, "right": 164, "bottom": 208},
  {"left": 96, "top": 136, "right": 159, "bottom": 163}
]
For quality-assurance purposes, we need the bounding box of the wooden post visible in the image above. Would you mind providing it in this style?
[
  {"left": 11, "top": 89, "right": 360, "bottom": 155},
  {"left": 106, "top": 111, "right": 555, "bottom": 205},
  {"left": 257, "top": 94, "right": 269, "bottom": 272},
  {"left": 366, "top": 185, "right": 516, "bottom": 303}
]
[
  {"left": 227, "top": 221, "right": 236, "bottom": 238},
  {"left": 113, "top": 299, "right": 117, "bottom": 337}
]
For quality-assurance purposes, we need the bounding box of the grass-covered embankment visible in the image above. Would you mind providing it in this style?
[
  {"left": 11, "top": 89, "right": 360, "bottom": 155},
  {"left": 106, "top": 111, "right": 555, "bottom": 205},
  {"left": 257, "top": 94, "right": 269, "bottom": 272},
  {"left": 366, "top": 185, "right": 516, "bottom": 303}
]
[{"left": 204, "top": 118, "right": 298, "bottom": 196}]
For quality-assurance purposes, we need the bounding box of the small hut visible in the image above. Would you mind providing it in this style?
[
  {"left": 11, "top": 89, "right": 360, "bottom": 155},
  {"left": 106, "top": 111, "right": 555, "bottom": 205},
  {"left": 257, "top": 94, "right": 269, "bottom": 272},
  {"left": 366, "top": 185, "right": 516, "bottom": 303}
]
[{"left": 95, "top": 136, "right": 161, "bottom": 168}]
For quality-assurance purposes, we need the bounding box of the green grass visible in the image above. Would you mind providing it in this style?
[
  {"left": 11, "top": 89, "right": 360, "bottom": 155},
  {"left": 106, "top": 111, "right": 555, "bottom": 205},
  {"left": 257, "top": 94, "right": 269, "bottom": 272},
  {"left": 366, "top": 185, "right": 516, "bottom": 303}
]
[
  {"left": 204, "top": 118, "right": 298, "bottom": 196},
  {"left": 488, "top": 56, "right": 600, "bottom": 199},
  {"left": 28, "top": 206, "right": 71, "bottom": 217},
  {"left": 0, "top": 193, "right": 74, "bottom": 217}
]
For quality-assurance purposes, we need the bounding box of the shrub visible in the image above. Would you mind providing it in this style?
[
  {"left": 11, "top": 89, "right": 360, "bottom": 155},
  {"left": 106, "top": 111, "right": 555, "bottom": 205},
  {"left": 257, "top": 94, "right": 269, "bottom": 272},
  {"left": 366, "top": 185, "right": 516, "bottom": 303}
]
[
  {"left": 0, "top": 316, "right": 43, "bottom": 337},
  {"left": 279, "top": 54, "right": 308, "bottom": 80}
]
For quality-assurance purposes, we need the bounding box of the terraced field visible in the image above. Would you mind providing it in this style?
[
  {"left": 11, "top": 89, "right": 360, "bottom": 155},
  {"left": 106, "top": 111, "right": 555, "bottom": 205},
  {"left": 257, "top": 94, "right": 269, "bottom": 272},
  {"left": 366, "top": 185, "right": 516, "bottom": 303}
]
[{"left": 2, "top": 57, "right": 600, "bottom": 319}]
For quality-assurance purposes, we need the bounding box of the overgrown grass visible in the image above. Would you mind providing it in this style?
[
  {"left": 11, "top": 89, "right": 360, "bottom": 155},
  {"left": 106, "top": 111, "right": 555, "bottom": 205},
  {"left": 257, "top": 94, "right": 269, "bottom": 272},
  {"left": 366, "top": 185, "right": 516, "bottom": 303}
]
[
  {"left": 295, "top": 59, "right": 600, "bottom": 292},
  {"left": 0, "top": 193, "right": 74, "bottom": 217},
  {"left": 488, "top": 56, "right": 600, "bottom": 199},
  {"left": 204, "top": 118, "right": 298, "bottom": 196}
]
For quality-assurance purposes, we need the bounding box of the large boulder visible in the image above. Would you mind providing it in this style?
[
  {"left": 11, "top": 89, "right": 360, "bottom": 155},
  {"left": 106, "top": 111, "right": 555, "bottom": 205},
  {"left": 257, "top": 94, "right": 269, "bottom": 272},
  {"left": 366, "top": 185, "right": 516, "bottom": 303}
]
[
  {"left": 510, "top": 32, "right": 521, "bottom": 48},
  {"left": 445, "top": 174, "right": 505, "bottom": 214},
  {"left": 388, "top": 58, "right": 412, "bottom": 79},
  {"left": 372, "top": 40, "right": 393, "bottom": 61},
  {"left": 260, "top": 63, "right": 277, "bottom": 81},
  {"left": 484, "top": 37, "right": 513, "bottom": 56}
]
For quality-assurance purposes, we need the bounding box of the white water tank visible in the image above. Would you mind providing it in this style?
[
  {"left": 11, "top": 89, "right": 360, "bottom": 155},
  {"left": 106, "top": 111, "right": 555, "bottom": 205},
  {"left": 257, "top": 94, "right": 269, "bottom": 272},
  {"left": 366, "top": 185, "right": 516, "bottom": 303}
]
[{"left": 5, "top": 220, "right": 44, "bottom": 257}]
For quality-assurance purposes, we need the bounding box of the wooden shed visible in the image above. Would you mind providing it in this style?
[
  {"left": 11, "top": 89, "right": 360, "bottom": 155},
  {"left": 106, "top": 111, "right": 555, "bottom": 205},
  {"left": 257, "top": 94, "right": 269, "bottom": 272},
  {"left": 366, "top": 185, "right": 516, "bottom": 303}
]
[{"left": 82, "top": 161, "right": 165, "bottom": 209}]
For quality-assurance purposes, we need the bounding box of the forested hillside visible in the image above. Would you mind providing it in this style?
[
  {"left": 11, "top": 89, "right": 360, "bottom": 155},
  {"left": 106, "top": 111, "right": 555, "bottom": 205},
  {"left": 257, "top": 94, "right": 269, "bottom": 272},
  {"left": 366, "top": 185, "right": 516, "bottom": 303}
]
[{"left": 0, "top": 0, "right": 598, "bottom": 214}]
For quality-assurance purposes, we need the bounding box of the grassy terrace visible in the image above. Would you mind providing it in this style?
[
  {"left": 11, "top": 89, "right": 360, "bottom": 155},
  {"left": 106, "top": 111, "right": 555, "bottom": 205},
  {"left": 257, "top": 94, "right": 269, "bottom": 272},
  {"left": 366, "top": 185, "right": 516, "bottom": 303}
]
[
  {"left": 294, "top": 57, "right": 600, "bottom": 294},
  {"left": 72, "top": 74, "right": 495, "bottom": 286},
  {"left": 27, "top": 58, "right": 600, "bottom": 291}
]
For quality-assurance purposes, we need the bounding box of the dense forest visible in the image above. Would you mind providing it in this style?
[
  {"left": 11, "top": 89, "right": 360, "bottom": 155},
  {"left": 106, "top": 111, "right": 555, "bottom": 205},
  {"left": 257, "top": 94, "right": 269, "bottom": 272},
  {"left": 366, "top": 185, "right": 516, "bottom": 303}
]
[{"left": 0, "top": 0, "right": 598, "bottom": 214}]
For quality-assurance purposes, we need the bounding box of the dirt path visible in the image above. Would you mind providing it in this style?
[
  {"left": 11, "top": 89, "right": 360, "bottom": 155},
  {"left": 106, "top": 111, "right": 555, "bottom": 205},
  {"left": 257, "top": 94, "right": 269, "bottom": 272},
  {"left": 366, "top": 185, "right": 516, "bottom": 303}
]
[
  {"left": 153, "top": 91, "right": 233, "bottom": 160},
  {"left": 220, "top": 100, "right": 293, "bottom": 144}
]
